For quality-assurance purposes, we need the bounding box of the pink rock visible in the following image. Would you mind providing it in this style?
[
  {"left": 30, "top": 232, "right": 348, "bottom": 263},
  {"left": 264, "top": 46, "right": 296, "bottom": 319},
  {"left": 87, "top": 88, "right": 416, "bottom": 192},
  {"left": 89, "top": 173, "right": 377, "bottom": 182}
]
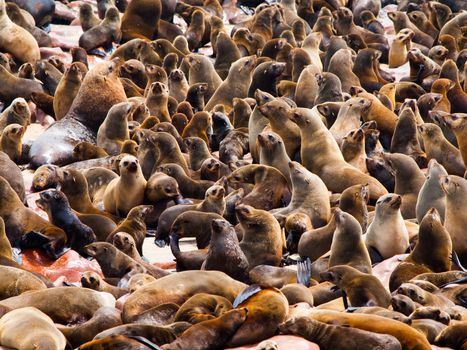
[
  {"left": 225, "top": 335, "right": 320, "bottom": 350},
  {"left": 372, "top": 254, "right": 407, "bottom": 290}
]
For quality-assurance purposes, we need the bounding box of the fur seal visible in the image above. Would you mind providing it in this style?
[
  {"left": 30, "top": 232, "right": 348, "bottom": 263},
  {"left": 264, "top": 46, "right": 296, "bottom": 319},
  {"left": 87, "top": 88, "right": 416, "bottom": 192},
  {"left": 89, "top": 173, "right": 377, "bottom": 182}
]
[
  {"left": 0, "top": 287, "right": 115, "bottom": 324},
  {"left": 415, "top": 159, "right": 447, "bottom": 224},
  {"left": 162, "top": 308, "right": 248, "bottom": 350},
  {"left": 236, "top": 204, "right": 283, "bottom": 269},
  {"left": 0, "top": 0, "right": 40, "bottom": 63},
  {"left": 440, "top": 175, "right": 467, "bottom": 265},
  {"left": 79, "top": 6, "right": 121, "bottom": 52},
  {"left": 56, "top": 168, "right": 111, "bottom": 218},
  {"left": 365, "top": 194, "right": 409, "bottom": 261},
  {"left": 280, "top": 316, "right": 401, "bottom": 350},
  {"left": 53, "top": 63, "right": 83, "bottom": 120},
  {"left": 225, "top": 286, "right": 288, "bottom": 348},
  {"left": 228, "top": 164, "right": 288, "bottom": 211},
  {"left": 382, "top": 152, "right": 425, "bottom": 219},
  {"left": 120, "top": 0, "right": 161, "bottom": 42},
  {"left": 84, "top": 242, "right": 169, "bottom": 279},
  {"left": 58, "top": 306, "right": 122, "bottom": 348},
  {"left": 30, "top": 58, "right": 126, "bottom": 168},
  {"left": 81, "top": 271, "right": 128, "bottom": 299},
  {"left": 389, "top": 208, "right": 452, "bottom": 291},
  {"left": 106, "top": 205, "right": 152, "bottom": 255},
  {"left": 418, "top": 123, "right": 465, "bottom": 176},
  {"left": 205, "top": 55, "right": 257, "bottom": 112},
  {"left": 73, "top": 142, "right": 109, "bottom": 161},
  {"left": 273, "top": 161, "right": 330, "bottom": 228},
  {"left": 329, "top": 209, "right": 372, "bottom": 274},
  {"left": 122, "top": 270, "right": 246, "bottom": 322},
  {"left": 202, "top": 218, "right": 249, "bottom": 282},
  {"left": 298, "top": 309, "right": 431, "bottom": 350},
  {"left": 0, "top": 123, "right": 24, "bottom": 163},
  {"left": 174, "top": 293, "right": 232, "bottom": 324},
  {"left": 154, "top": 184, "right": 225, "bottom": 244},
  {"left": 290, "top": 107, "right": 387, "bottom": 203},
  {"left": 97, "top": 102, "right": 131, "bottom": 156},
  {"left": 104, "top": 155, "right": 147, "bottom": 217},
  {"left": 0, "top": 307, "right": 67, "bottom": 349},
  {"left": 36, "top": 189, "right": 96, "bottom": 256}
]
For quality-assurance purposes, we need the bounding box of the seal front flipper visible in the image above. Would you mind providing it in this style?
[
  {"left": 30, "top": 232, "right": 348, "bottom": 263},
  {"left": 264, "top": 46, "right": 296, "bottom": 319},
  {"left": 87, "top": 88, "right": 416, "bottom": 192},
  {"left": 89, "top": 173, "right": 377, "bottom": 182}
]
[{"left": 368, "top": 246, "right": 385, "bottom": 265}]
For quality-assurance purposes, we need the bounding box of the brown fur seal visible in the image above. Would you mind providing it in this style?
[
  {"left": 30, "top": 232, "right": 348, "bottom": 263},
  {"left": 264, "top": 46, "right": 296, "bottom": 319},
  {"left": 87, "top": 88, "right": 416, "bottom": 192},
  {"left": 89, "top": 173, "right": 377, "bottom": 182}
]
[
  {"left": 290, "top": 107, "right": 387, "bottom": 203},
  {"left": 0, "top": 123, "right": 24, "bottom": 163},
  {"left": 73, "top": 142, "right": 109, "bottom": 161},
  {"left": 104, "top": 155, "right": 147, "bottom": 217},
  {"left": 257, "top": 99, "right": 301, "bottom": 159},
  {"left": 182, "top": 111, "right": 212, "bottom": 145},
  {"left": 0, "top": 97, "right": 30, "bottom": 133},
  {"left": 273, "top": 161, "right": 330, "bottom": 228},
  {"left": 415, "top": 159, "right": 447, "bottom": 224},
  {"left": 84, "top": 242, "right": 169, "bottom": 279},
  {"left": 389, "top": 208, "right": 452, "bottom": 291},
  {"left": 0, "top": 287, "right": 115, "bottom": 324},
  {"left": 79, "top": 7, "right": 121, "bottom": 52},
  {"left": 225, "top": 286, "right": 288, "bottom": 348},
  {"left": 228, "top": 164, "right": 288, "bottom": 211},
  {"left": 122, "top": 270, "right": 246, "bottom": 322},
  {"left": 0, "top": 307, "right": 67, "bottom": 349},
  {"left": 81, "top": 271, "right": 128, "bottom": 299},
  {"left": 157, "top": 163, "right": 213, "bottom": 199},
  {"left": 36, "top": 189, "right": 96, "bottom": 256},
  {"left": 0, "top": 176, "right": 67, "bottom": 256},
  {"left": 365, "top": 194, "right": 409, "bottom": 261},
  {"left": 186, "top": 53, "right": 222, "bottom": 101},
  {"left": 174, "top": 293, "right": 232, "bottom": 324},
  {"left": 202, "top": 218, "right": 249, "bottom": 282},
  {"left": 419, "top": 122, "right": 466, "bottom": 177},
  {"left": 280, "top": 317, "right": 401, "bottom": 350},
  {"left": 97, "top": 102, "right": 131, "bottom": 156},
  {"left": 155, "top": 184, "right": 225, "bottom": 244},
  {"left": 162, "top": 308, "right": 248, "bottom": 350},
  {"left": 53, "top": 63, "right": 83, "bottom": 120},
  {"left": 0, "top": 65, "right": 43, "bottom": 103},
  {"left": 56, "top": 168, "right": 111, "bottom": 218},
  {"left": 106, "top": 205, "right": 152, "bottom": 255},
  {"left": 58, "top": 306, "right": 122, "bottom": 348},
  {"left": 120, "top": 0, "right": 161, "bottom": 42},
  {"left": 382, "top": 152, "right": 425, "bottom": 219},
  {"left": 329, "top": 209, "right": 372, "bottom": 274},
  {"left": 0, "top": 266, "right": 47, "bottom": 300},
  {"left": 236, "top": 204, "right": 283, "bottom": 269},
  {"left": 390, "top": 107, "right": 426, "bottom": 168},
  {"left": 440, "top": 175, "right": 467, "bottom": 265},
  {"left": 205, "top": 55, "right": 257, "bottom": 112},
  {"left": 112, "top": 232, "right": 144, "bottom": 262},
  {"left": 30, "top": 58, "right": 126, "bottom": 168},
  {"left": 430, "top": 110, "right": 467, "bottom": 167},
  {"left": 170, "top": 211, "right": 223, "bottom": 249},
  {"left": 0, "top": 0, "right": 40, "bottom": 63},
  {"left": 297, "top": 309, "right": 431, "bottom": 350}
]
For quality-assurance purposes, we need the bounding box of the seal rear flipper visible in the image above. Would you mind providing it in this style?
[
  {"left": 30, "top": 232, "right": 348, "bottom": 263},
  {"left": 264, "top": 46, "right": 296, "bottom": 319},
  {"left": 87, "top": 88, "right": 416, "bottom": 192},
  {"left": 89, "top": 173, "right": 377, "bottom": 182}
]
[
  {"left": 297, "top": 258, "right": 312, "bottom": 287},
  {"left": 20, "top": 230, "right": 52, "bottom": 248},
  {"left": 233, "top": 285, "right": 262, "bottom": 308}
]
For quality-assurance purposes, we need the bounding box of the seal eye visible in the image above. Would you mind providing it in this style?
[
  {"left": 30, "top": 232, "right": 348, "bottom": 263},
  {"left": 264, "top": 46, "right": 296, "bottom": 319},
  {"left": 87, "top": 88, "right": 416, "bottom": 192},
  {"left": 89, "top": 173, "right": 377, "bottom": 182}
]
[{"left": 123, "top": 161, "right": 128, "bottom": 166}]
